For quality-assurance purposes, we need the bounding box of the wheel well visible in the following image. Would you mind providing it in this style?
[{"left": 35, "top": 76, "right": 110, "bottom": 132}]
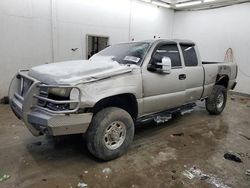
[
  {"left": 215, "top": 75, "right": 229, "bottom": 89},
  {"left": 92, "top": 94, "right": 138, "bottom": 120}
]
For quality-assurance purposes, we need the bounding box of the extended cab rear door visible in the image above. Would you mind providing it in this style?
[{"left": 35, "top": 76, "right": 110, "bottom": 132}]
[
  {"left": 179, "top": 43, "right": 204, "bottom": 103},
  {"left": 141, "top": 42, "right": 186, "bottom": 115}
]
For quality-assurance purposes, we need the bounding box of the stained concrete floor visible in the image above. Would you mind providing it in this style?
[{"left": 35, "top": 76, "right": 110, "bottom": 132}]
[{"left": 0, "top": 94, "right": 250, "bottom": 188}]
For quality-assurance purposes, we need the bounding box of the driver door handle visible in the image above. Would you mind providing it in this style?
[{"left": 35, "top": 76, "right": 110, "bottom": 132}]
[{"left": 179, "top": 74, "right": 186, "bottom": 80}]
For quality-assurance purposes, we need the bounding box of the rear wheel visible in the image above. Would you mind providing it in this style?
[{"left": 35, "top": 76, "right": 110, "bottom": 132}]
[
  {"left": 86, "top": 107, "right": 134, "bottom": 161},
  {"left": 206, "top": 85, "right": 227, "bottom": 115}
]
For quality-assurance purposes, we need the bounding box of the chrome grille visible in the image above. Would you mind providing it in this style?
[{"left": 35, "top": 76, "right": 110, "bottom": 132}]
[{"left": 37, "top": 87, "right": 48, "bottom": 107}]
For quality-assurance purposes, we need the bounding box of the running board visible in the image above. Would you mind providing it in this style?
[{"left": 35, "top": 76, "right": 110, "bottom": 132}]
[
  {"left": 180, "top": 108, "right": 194, "bottom": 115},
  {"left": 136, "top": 103, "right": 196, "bottom": 125}
]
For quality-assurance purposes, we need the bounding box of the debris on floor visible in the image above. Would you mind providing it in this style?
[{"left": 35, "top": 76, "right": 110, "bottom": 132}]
[
  {"left": 77, "top": 182, "right": 88, "bottom": 187},
  {"left": 200, "top": 175, "right": 210, "bottom": 180},
  {"left": 172, "top": 133, "right": 184, "bottom": 137},
  {"left": 171, "top": 170, "right": 176, "bottom": 174},
  {"left": 230, "top": 96, "right": 236, "bottom": 101},
  {"left": 78, "top": 170, "right": 89, "bottom": 179},
  {"left": 182, "top": 170, "right": 195, "bottom": 179},
  {"left": 182, "top": 166, "right": 230, "bottom": 188},
  {"left": 224, "top": 152, "right": 242, "bottom": 163},
  {"left": 237, "top": 152, "right": 249, "bottom": 158},
  {"left": 102, "top": 168, "right": 112, "bottom": 174},
  {"left": 0, "top": 174, "right": 11, "bottom": 182},
  {"left": 245, "top": 170, "right": 250, "bottom": 176},
  {"left": 171, "top": 175, "right": 176, "bottom": 180}
]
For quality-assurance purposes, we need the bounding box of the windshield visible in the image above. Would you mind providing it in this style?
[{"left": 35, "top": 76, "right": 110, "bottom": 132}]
[{"left": 91, "top": 42, "right": 151, "bottom": 65}]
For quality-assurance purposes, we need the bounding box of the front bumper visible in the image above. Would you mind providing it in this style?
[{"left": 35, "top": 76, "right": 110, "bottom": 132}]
[
  {"left": 27, "top": 111, "right": 92, "bottom": 136},
  {"left": 9, "top": 71, "right": 93, "bottom": 136}
]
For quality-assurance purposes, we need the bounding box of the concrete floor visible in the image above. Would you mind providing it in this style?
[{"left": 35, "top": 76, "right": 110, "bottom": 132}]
[{"left": 0, "top": 94, "right": 250, "bottom": 188}]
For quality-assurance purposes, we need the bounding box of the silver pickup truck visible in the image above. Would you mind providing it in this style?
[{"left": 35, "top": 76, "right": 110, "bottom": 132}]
[{"left": 9, "top": 39, "right": 237, "bottom": 160}]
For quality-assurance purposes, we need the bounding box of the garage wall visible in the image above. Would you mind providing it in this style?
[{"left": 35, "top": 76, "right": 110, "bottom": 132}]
[
  {"left": 173, "top": 3, "right": 250, "bottom": 94},
  {"left": 0, "top": 0, "right": 174, "bottom": 98},
  {"left": 54, "top": 0, "right": 174, "bottom": 61},
  {"left": 0, "top": 0, "right": 53, "bottom": 99},
  {"left": 130, "top": 0, "right": 174, "bottom": 41}
]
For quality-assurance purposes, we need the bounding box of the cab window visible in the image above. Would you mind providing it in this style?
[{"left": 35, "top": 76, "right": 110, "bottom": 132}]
[
  {"left": 152, "top": 44, "right": 182, "bottom": 68},
  {"left": 180, "top": 44, "right": 198, "bottom": 67}
]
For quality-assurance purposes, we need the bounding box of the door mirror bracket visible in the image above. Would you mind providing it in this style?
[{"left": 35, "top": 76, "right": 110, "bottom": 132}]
[{"left": 148, "top": 56, "right": 172, "bottom": 74}]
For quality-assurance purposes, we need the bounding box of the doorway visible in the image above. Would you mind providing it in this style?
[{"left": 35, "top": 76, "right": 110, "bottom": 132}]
[{"left": 86, "top": 35, "right": 109, "bottom": 59}]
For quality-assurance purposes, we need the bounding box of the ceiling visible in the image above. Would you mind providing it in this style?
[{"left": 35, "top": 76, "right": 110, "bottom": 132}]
[{"left": 151, "top": 0, "right": 250, "bottom": 11}]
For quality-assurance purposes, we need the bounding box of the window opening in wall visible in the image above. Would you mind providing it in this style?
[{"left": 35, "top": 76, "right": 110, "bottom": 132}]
[{"left": 86, "top": 35, "right": 109, "bottom": 59}]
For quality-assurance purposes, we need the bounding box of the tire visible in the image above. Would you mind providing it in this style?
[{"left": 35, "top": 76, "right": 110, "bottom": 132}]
[
  {"left": 206, "top": 85, "right": 227, "bottom": 115},
  {"left": 86, "top": 107, "right": 134, "bottom": 161}
]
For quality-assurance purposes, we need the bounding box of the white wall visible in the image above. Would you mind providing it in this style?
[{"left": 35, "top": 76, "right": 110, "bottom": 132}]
[
  {"left": 0, "top": 0, "right": 53, "bottom": 98},
  {"left": 54, "top": 0, "right": 174, "bottom": 61},
  {"left": 0, "top": 0, "right": 174, "bottom": 98},
  {"left": 173, "top": 3, "right": 250, "bottom": 94},
  {"left": 130, "top": 0, "right": 174, "bottom": 41}
]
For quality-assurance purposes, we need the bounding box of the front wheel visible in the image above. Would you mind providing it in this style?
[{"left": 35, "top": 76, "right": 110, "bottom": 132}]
[
  {"left": 86, "top": 107, "right": 134, "bottom": 161},
  {"left": 206, "top": 85, "right": 227, "bottom": 115}
]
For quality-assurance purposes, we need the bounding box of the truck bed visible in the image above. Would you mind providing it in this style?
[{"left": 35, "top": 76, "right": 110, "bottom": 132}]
[{"left": 201, "top": 62, "right": 237, "bottom": 98}]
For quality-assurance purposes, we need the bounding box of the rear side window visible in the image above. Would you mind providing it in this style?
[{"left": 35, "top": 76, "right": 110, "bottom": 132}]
[
  {"left": 153, "top": 44, "right": 182, "bottom": 68},
  {"left": 180, "top": 44, "right": 198, "bottom": 67}
]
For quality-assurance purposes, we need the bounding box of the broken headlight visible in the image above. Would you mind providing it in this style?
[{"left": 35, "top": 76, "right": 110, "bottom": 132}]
[{"left": 48, "top": 88, "right": 70, "bottom": 97}]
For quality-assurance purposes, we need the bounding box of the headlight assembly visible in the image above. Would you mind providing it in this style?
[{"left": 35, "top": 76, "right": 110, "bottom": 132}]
[{"left": 49, "top": 88, "right": 70, "bottom": 97}]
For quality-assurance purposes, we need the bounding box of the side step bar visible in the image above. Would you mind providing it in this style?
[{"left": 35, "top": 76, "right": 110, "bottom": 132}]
[{"left": 137, "top": 103, "right": 196, "bottom": 125}]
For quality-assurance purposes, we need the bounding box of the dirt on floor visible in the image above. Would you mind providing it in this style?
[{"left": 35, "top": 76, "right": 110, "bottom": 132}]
[{"left": 0, "top": 94, "right": 250, "bottom": 188}]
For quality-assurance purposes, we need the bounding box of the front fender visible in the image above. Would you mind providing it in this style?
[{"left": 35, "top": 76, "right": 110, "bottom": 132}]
[{"left": 77, "top": 71, "right": 142, "bottom": 108}]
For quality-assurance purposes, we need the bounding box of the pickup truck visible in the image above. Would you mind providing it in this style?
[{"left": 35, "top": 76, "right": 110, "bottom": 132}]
[{"left": 9, "top": 39, "right": 237, "bottom": 161}]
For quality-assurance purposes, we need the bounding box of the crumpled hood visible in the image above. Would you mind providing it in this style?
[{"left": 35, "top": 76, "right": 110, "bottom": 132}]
[{"left": 28, "top": 58, "right": 136, "bottom": 85}]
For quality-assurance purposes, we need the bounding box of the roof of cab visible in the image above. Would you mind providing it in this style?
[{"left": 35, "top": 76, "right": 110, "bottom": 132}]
[
  {"left": 143, "top": 39, "right": 195, "bottom": 44},
  {"left": 115, "top": 39, "right": 195, "bottom": 45}
]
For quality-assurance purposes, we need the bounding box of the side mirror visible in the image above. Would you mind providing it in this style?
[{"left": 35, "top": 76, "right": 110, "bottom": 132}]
[
  {"left": 159, "top": 57, "right": 171, "bottom": 74},
  {"left": 148, "top": 56, "right": 171, "bottom": 74}
]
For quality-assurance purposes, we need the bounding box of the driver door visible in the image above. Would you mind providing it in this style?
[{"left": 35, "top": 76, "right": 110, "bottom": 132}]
[{"left": 142, "top": 42, "right": 186, "bottom": 115}]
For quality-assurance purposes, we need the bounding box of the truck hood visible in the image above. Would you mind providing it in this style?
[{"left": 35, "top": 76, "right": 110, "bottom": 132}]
[{"left": 28, "top": 58, "right": 136, "bottom": 85}]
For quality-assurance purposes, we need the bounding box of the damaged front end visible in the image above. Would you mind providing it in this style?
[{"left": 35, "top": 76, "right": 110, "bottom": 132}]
[{"left": 9, "top": 70, "right": 92, "bottom": 136}]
